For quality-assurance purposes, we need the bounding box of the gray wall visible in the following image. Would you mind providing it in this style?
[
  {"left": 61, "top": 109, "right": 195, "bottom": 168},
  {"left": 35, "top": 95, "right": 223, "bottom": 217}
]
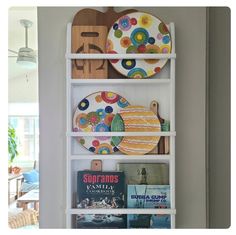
[
  {"left": 208, "top": 7, "right": 230, "bottom": 228},
  {"left": 38, "top": 7, "right": 207, "bottom": 228}
]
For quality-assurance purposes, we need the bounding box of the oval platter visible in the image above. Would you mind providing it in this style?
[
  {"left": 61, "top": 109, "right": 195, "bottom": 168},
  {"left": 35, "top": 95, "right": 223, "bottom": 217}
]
[
  {"left": 111, "top": 105, "right": 161, "bottom": 155},
  {"left": 73, "top": 91, "right": 130, "bottom": 154},
  {"left": 106, "top": 12, "right": 172, "bottom": 78}
]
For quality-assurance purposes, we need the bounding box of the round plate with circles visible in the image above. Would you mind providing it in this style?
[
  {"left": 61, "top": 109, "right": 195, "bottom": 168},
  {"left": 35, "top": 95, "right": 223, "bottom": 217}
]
[
  {"left": 73, "top": 91, "right": 130, "bottom": 154},
  {"left": 106, "top": 12, "right": 172, "bottom": 78}
]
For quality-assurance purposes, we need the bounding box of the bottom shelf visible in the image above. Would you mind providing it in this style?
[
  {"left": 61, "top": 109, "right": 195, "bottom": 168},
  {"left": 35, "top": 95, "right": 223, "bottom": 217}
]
[
  {"left": 67, "top": 211, "right": 175, "bottom": 229},
  {"left": 67, "top": 208, "right": 176, "bottom": 215}
]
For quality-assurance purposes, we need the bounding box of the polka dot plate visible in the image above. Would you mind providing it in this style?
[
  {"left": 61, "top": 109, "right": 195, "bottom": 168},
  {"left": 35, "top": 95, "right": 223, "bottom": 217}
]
[
  {"left": 111, "top": 105, "right": 161, "bottom": 155},
  {"left": 106, "top": 12, "right": 172, "bottom": 78},
  {"left": 73, "top": 91, "right": 130, "bottom": 154}
]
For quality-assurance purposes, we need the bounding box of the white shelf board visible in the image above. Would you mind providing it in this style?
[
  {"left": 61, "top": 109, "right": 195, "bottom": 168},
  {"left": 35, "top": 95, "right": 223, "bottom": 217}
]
[
  {"left": 67, "top": 208, "right": 176, "bottom": 215},
  {"left": 66, "top": 53, "right": 176, "bottom": 60},
  {"left": 70, "top": 154, "right": 171, "bottom": 161},
  {"left": 70, "top": 78, "right": 170, "bottom": 85},
  {"left": 68, "top": 131, "right": 176, "bottom": 137}
]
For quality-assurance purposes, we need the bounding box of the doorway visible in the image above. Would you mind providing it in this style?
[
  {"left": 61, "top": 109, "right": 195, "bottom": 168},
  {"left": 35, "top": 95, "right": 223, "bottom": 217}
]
[{"left": 8, "top": 7, "right": 39, "bottom": 229}]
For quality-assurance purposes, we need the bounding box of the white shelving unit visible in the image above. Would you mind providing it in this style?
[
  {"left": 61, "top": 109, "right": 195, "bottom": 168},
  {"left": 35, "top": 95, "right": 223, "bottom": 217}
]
[{"left": 66, "top": 22, "right": 176, "bottom": 229}]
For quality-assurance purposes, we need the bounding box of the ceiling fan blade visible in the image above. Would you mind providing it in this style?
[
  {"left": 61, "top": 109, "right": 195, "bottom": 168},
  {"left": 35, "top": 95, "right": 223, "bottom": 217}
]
[
  {"left": 28, "top": 50, "right": 37, "bottom": 56},
  {"left": 8, "top": 49, "right": 18, "bottom": 55},
  {"left": 8, "top": 56, "right": 18, "bottom": 58}
]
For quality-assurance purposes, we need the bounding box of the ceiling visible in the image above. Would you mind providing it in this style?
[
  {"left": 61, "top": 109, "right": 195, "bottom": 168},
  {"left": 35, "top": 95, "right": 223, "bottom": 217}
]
[{"left": 8, "top": 7, "right": 38, "bottom": 79}]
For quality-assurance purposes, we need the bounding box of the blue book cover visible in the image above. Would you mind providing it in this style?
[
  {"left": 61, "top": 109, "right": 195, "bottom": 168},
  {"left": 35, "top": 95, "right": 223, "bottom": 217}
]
[
  {"left": 127, "top": 214, "right": 171, "bottom": 229},
  {"left": 127, "top": 185, "right": 171, "bottom": 229}
]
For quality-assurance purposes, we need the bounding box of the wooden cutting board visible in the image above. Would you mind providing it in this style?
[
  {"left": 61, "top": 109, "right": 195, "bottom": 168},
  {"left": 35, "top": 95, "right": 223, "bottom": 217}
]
[
  {"left": 91, "top": 160, "right": 102, "bottom": 171},
  {"left": 72, "top": 7, "right": 138, "bottom": 79},
  {"left": 72, "top": 7, "right": 137, "bottom": 30},
  {"left": 149, "top": 101, "right": 169, "bottom": 154},
  {"left": 72, "top": 26, "right": 108, "bottom": 79}
]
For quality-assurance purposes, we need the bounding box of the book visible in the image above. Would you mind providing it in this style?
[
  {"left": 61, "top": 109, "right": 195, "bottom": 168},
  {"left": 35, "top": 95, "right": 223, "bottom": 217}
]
[
  {"left": 127, "top": 185, "right": 171, "bottom": 229},
  {"left": 117, "top": 163, "right": 169, "bottom": 185},
  {"left": 127, "top": 185, "right": 170, "bottom": 208},
  {"left": 127, "top": 214, "right": 171, "bottom": 229},
  {"left": 76, "top": 170, "right": 126, "bottom": 228}
]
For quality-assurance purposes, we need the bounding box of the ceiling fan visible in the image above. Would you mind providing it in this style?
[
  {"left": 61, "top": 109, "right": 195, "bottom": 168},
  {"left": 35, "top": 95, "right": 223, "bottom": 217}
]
[{"left": 8, "top": 19, "right": 37, "bottom": 68}]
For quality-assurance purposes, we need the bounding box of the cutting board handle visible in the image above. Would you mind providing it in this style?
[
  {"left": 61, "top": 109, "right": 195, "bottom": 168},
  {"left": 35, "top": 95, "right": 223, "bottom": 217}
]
[
  {"left": 91, "top": 160, "right": 102, "bottom": 171},
  {"left": 106, "top": 7, "right": 115, "bottom": 13}
]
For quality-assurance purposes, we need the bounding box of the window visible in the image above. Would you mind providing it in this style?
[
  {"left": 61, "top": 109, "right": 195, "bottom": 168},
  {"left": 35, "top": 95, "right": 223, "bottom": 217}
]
[{"left": 8, "top": 116, "right": 39, "bottom": 169}]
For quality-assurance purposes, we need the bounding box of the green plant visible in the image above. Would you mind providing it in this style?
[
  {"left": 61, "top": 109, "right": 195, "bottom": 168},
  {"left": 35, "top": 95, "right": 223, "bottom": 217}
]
[{"left": 8, "top": 125, "right": 19, "bottom": 165}]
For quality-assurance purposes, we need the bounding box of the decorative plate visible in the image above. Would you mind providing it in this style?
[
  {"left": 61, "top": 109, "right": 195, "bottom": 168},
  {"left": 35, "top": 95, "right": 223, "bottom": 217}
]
[
  {"left": 73, "top": 91, "right": 130, "bottom": 154},
  {"left": 106, "top": 12, "right": 172, "bottom": 78},
  {"left": 111, "top": 105, "right": 161, "bottom": 155}
]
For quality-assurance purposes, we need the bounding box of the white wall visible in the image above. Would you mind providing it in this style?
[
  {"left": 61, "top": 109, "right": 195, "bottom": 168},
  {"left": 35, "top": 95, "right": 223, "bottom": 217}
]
[
  {"left": 8, "top": 70, "right": 38, "bottom": 103},
  {"left": 38, "top": 7, "right": 207, "bottom": 228}
]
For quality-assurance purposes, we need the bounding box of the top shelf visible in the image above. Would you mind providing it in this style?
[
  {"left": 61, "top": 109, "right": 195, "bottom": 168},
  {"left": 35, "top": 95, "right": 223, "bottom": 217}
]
[{"left": 69, "top": 78, "right": 170, "bottom": 85}]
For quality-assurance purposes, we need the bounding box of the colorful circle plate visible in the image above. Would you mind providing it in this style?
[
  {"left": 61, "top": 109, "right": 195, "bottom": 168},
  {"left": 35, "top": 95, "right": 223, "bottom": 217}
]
[
  {"left": 106, "top": 12, "right": 172, "bottom": 78},
  {"left": 73, "top": 91, "right": 130, "bottom": 154},
  {"left": 111, "top": 105, "right": 161, "bottom": 155}
]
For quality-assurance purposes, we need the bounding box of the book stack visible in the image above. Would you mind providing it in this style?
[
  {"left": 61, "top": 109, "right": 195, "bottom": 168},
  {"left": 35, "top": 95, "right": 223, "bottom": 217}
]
[{"left": 76, "top": 163, "right": 170, "bottom": 229}]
